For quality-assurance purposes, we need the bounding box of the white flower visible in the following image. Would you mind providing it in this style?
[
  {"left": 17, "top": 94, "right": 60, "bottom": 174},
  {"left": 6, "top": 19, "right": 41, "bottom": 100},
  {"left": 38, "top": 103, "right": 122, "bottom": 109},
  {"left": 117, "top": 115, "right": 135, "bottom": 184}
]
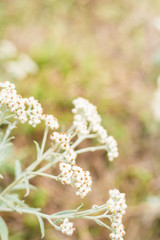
[
  {"left": 59, "top": 162, "right": 73, "bottom": 184},
  {"left": 0, "top": 40, "right": 17, "bottom": 59},
  {"left": 72, "top": 97, "right": 119, "bottom": 161},
  {"left": 105, "top": 136, "right": 119, "bottom": 161},
  {"left": 153, "top": 17, "right": 160, "bottom": 32},
  {"left": 60, "top": 218, "right": 75, "bottom": 236},
  {"left": 96, "top": 125, "right": 108, "bottom": 144},
  {"left": 59, "top": 163, "right": 92, "bottom": 198},
  {"left": 50, "top": 132, "right": 70, "bottom": 150},
  {"left": 65, "top": 148, "right": 77, "bottom": 165},
  {"left": 0, "top": 81, "right": 58, "bottom": 128},
  {"left": 6, "top": 61, "right": 27, "bottom": 80},
  {"left": 43, "top": 114, "right": 59, "bottom": 130},
  {"left": 72, "top": 97, "right": 101, "bottom": 136},
  {"left": 5, "top": 53, "right": 38, "bottom": 81},
  {"left": 18, "top": 54, "right": 38, "bottom": 74},
  {"left": 107, "top": 189, "right": 127, "bottom": 240},
  {"left": 151, "top": 77, "right": 160, "bottom": 121}
]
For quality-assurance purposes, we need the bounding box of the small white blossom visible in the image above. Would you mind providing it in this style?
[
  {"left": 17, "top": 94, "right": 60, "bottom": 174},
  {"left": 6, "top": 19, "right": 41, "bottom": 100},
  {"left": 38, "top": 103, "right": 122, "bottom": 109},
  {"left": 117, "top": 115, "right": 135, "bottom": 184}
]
[
  {"left": 72, "top": 97, "right": 101, "bottom": 136},
  {"left": 107, "top": 189, "right": 127, "bottom": 240},
  {"left": 65, "top": 148, "right": 77, "bottom": 165},
  {"left": 6, "top": 54, "right": 38, "bottom": 80},
  {"left": 0, "top": 40, "right": 17, "bottom": 59},
  {"left": 72, "top": 97, "right": 119, "bottom": 161},
  {"left": 50, "top": 132, "right": 70, "bottom": 150},
  {"left": 105, "top": 136, "right": 119, "bottom": 162},
  {"left": 153, "top": 17, "right": 160, "bottom": 32},
  {"left": 43, "top": 114, "right": 59, "bottom": 130},
  {"left": 59, "top": 163, "right": 92, "bottom": 198},
  {"left": 60, "top": 218, "right": 75, "bottom": 236},
  {"left": 0, "top": 81, "right": 59, "bottom": 128},
  {"left": 18, "top": 54, "right": 38, "bottom": 74},
  {"left": 59, "top": 162, "right": 73, "bottom": 184},
  {"left": 151, "top": 76, "right": 160, "bottom": 121}
]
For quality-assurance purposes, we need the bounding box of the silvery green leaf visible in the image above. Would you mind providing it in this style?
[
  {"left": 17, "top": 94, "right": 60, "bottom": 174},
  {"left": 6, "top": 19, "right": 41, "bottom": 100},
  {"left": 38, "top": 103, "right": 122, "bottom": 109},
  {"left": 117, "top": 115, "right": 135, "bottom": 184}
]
[
  {"left": 24, "top": 174, "right": 30, "bottom": 197},
  {"left": 13, "top": 183, "right": 37, "bottom": 191},
  {"left": 0, "top": 143, "right": 13, "bottom": 163},
  {"left": 33, "top": 141, "right": 40, "bottom": 157},
  {"left": 0, "top": 217, "right": 8, "bottom": 240},
  {"left": 15, "top": 160, "right": 22, "bottom": 179},
  {"left": 5, "top": 136, "right": 15, "bottom": 143},
  {"left": 76, "top": 203, "right": 83, "bottom": 212},
  {"left": 95, "top": 219, "right": 104, "bottom": 226},
  {"left": 95, "top": 219, "right": 110, "bottom": 230},
  {"left": 20, "top": 206, "right": 41, "bottom": 212},
  {"left": 2, "top": 120, "right": 10, "bottom": 125},
  {"left": 4, "top": 114, "right": 16, "bottom": 120},
  {"left": 37, "top": 215, "right": 45, "bottom": 238},
  {"left": 6, "top": 194, "right": 23, "bottom": 205},
  {"left": 53, "top": 210, "right": 74, "bottom": 216},
  {"left": 53, "top": 219, "right": 62, "bottom": 225}
]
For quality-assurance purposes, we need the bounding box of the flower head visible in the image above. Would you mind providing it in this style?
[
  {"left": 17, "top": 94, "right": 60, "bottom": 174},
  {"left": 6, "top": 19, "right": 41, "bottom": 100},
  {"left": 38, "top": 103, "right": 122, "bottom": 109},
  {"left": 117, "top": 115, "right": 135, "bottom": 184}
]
[
  {"left": 72, "top": 97, "right": 119, "bottom": 161},
  {"left": 107, "top": 189, "right": 127, "bottom": 240},
  {"left": 60, "top": 218, "right": 75, "bottom": 236}
]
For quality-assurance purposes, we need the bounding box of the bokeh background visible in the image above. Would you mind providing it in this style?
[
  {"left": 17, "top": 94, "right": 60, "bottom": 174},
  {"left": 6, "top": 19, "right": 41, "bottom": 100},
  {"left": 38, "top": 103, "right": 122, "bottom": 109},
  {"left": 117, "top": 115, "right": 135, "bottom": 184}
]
[{"left": 1, "top": 0, "right": 160, "bottom": 239}]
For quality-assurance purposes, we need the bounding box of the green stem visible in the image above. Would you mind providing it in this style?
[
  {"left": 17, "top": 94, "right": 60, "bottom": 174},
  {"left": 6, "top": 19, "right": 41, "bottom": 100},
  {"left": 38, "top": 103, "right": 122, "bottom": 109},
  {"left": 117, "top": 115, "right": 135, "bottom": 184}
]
[
  {"left": 0, "top": 127, "right": 50, "bottom": 196},
  {"left": 76, "top": 145, "right": 106, "bottom": 154}
]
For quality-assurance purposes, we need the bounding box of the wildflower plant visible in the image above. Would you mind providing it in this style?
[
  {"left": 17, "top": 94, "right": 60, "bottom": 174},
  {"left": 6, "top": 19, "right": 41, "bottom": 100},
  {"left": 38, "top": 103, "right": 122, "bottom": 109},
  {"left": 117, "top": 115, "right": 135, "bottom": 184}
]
[{"left": 0, "top": 81, "right": 127, "bottom": 240}]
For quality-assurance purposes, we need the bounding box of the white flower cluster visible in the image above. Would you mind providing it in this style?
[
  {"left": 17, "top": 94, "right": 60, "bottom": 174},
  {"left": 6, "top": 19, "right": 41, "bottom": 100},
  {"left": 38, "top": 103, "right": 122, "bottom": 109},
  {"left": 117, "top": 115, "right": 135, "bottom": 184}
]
[
  {"left": 50, "top": 132, "right": 70, "bottom": 150},
  {"left": 43, "top": 114, "right": 59, "bottom": 130},
  {"left": 60, "top": 218, "right": 75, "bottom": 236},
  {"left": 105, "top": 136, "right": 118, "bottom": 162},
  {"left": 65, "top": 148, "right": 77, "bottom": 165},
  {"left": 0, "top": 81, "right": 59, "bottom": 129},
  {"left": 0, "top": 40, "right": 17, "bottom": 59},
  {"left": 0, "top": 40, "right": 38, "bottom": 80},
  {"left": 151, "top": 76, "right": 160, "bottom": 121},
  {"left": 59, "top": 162, "right": 92, "bottom": 198},
  {"left": 153, "top": 17, "right": 160, "bottom": 32},
  {"left": 50, "top": 131, "right": 92, "bottom": 197},
  {"left": 6, "top": 54, "right": 38, "bottom": 80},
  {"left": 107, "top": 189, "right": 127, "bottom": 240},
  {"left": 72, "top": 97, "right": 119, "bottom": 161}
]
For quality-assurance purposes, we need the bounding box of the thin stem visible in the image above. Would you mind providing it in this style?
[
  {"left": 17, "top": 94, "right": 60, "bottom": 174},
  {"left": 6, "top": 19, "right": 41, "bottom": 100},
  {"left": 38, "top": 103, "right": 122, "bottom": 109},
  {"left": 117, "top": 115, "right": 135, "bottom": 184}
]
[
  {"left": 71, "top": 134, "right": 96, "bottom": 149},
  {"left": 27, "top": 127, "right": 50, "bottom": 172},
  {"left": 0, "top": 127, "right": 50, "bottom": 196},
  {"left": 0, "top": 195, "right": 18, "bottom": 212},
  {"left": 66, "top": 125, "right": 75, "bottom": 134},
  {"left": 40, "top": 126, "right": 49, "bottom": 156},
  {"left": 76, "top": 145, "right": 106, "bottom": 154},
  {"left": 69, "top": 131, "right": 77, "bottom": 140},
  {"left": 0, "top": 175, "right": 25, "bottom": 197},
  {"left": 71, "top": 136, "right": 84, "bottom": 149},
  {"left": 28, "top": 172, "right": 57, "bottom": 180}
]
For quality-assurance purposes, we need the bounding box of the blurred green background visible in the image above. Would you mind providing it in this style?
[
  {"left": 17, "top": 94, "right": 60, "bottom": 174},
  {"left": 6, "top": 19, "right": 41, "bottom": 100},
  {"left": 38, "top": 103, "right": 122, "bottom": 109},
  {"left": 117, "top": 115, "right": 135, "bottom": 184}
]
[{"left": 1, "top": 0, "right": 160, "bottom": 239}]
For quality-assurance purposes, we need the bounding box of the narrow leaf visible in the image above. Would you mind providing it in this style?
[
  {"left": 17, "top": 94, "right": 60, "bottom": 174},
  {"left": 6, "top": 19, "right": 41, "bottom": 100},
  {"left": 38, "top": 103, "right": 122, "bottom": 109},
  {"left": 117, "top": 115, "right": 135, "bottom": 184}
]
[
  {"left": 13, "top": 183, "right": 37, "bottom": 191},
  {"left": 95, "top": 219, "right": 111, "bottom": 230},
  {"left": 33, "top": 141, "right": 40, "bottom": 157},
  {"left": 0, "top": 217, "right": 8, "bottom": 240},
  {"left": 37, "top": 215, "right": 45, "bottom": 238},
  {"left": 24, "top": 174, "right": 30, "bottom": 197},
  {"left": 15, "top": 160, "right": 22, "bottom": 179}
]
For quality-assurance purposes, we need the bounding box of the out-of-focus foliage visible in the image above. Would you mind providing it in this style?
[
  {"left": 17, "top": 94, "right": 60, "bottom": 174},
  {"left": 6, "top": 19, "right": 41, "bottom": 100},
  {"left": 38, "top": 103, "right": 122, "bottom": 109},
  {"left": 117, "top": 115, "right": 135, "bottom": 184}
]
[{"left": 1, "top": 0, "right": 160, "bottom": 239}]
